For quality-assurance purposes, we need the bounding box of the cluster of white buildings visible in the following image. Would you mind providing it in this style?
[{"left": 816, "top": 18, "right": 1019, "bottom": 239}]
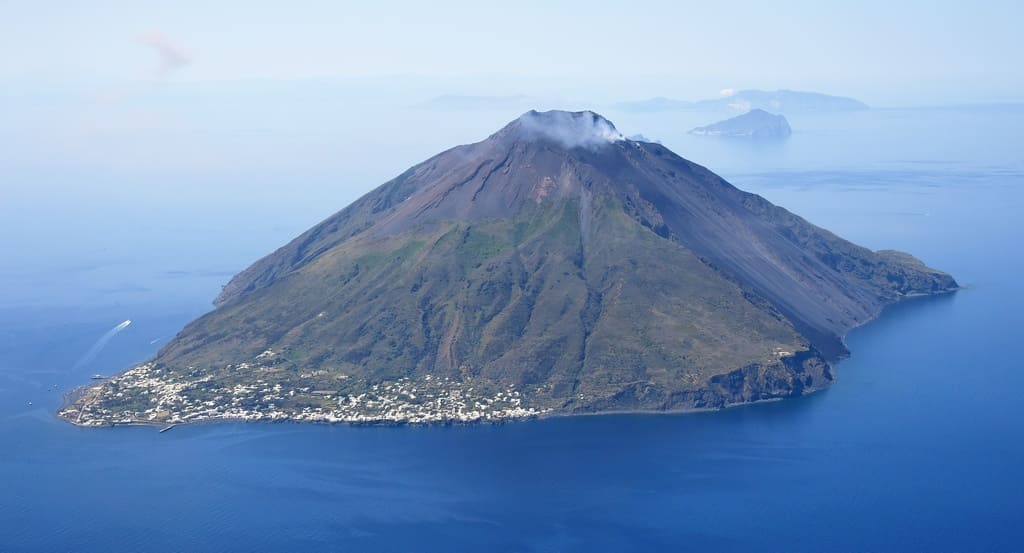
[{"left": 61, "top": 361, "right": 550, "bottom": 427}]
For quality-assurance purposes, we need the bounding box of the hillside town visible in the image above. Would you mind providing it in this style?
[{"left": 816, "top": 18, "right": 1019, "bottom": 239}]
[{"left": 59, "top": 359, "right": 550, "bottom": 427}]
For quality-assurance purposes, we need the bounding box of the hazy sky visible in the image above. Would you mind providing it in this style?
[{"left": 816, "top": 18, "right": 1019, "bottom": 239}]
[
  {"left": 1, "top": 1, "right": 1022, "bottom": 308},
  {"left": 2, "top": 0, "right": 1021, "bottom": 104},
  {"left": 2, "top": 0, "right": 1021, "bottom": 200}
]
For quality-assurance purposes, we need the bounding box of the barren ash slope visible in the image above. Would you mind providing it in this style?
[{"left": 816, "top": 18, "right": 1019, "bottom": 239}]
[{"left": 61, "top": 110, "right": 957, "bottom": 426}]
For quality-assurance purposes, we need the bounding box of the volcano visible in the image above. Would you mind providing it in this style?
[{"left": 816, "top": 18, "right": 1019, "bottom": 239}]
[{"left": 61, "top": 110, "right": 957, "bottom": 426}]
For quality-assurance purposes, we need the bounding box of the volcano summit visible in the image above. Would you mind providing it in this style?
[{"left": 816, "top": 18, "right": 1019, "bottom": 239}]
[{"left": 61, "top": 110, "right": 957, "bottom": 426}]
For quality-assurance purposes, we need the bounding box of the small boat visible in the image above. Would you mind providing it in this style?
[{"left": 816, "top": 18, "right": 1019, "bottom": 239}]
[{"left": 90, "top": 374, "right": 105, "bottom": 380}]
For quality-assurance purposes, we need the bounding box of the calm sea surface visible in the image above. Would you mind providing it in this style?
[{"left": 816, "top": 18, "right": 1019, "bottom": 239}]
[{"left": 1, "top": 107, "right": 1022, "bottom": 552}]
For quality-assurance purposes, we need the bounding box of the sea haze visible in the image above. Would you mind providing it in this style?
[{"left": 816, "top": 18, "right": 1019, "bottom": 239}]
[{"left": 1, "top": 106, "right": 1022, "bottom": 552}]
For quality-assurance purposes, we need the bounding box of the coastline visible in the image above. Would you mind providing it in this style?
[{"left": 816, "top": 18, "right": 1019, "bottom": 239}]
[
  {"left": 56, "top": 393, "right": 789, "bottom": 430},
  {"left": 57, "top": 286, "right": 961, "bottom": 430},
  {"left": 835, "top": 285, "right": 962, "bottom": 355}
]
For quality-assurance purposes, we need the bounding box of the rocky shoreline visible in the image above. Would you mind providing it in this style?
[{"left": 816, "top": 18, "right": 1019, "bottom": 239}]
[
  {"left": 58, "top": 287, "right": 959, "bottom": 429},
  {"left": 55, "top": 349, "right": 830, "bottom": 428}
]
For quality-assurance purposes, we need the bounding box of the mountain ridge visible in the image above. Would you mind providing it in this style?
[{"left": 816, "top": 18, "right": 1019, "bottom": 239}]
[
  {"left": 615, "top": 89, "right": 868, "bottom": 113},
  {"left": 60, "top": 110, "right": 957, "bottom": 426}
]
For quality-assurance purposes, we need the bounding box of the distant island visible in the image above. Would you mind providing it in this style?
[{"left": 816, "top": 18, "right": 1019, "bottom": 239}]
[
  {"left": 690, "top": 109, "right": 792, "bottom": 139},
  {"left": 615, "top": 89, "right": 869, "bottom": 113},
  {"left": 60, "top": 110, "right": 955, "bottom": 427}
]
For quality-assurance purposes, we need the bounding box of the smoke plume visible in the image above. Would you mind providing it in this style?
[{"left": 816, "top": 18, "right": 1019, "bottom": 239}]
[{"left": 513, "top": 110, "right": 623, "bottom": 150}]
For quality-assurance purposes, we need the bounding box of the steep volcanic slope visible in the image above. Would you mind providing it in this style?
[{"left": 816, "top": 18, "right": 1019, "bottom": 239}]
[
  {"left": 61, "top": 111, "right": 957, "bottom": 425},
  {"left": 216, "top": 111, "right": 952, "bottom": 359}
]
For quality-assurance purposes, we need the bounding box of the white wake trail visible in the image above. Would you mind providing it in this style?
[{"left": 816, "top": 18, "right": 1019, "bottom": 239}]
[{"left": 71, "top": 320, "right": 131, "bottom": 372}]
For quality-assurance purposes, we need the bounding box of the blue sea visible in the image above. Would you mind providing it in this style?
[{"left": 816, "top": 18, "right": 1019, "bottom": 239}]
[{"left": 1, "top": 106, "right": 1023, "bottom": 552}]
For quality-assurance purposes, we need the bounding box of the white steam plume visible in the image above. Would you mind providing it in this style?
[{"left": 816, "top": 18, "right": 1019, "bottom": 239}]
[{"left": 514, "top": 110, "right": 623, "bottom": 150}]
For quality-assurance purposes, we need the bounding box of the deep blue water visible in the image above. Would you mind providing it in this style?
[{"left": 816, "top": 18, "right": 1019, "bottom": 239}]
[{"left": 2, "top": 107, "right": 1023, "bottom": 552}]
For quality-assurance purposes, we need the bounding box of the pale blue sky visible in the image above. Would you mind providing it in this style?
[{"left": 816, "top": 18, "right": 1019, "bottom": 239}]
[
  {"left": 1, "top": 0, "right": 1021, "bottom": 202},
  {"left": 2, "top": 0, "right": 1021, "bottom": 104},
  {"left": 1, "top": 1, "right": 1022, "bottom": 308}
]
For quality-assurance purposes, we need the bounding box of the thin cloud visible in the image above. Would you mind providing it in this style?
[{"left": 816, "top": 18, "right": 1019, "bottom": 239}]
[{"left": 138, "top": 30, "right": 190, "bottom": 75}]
